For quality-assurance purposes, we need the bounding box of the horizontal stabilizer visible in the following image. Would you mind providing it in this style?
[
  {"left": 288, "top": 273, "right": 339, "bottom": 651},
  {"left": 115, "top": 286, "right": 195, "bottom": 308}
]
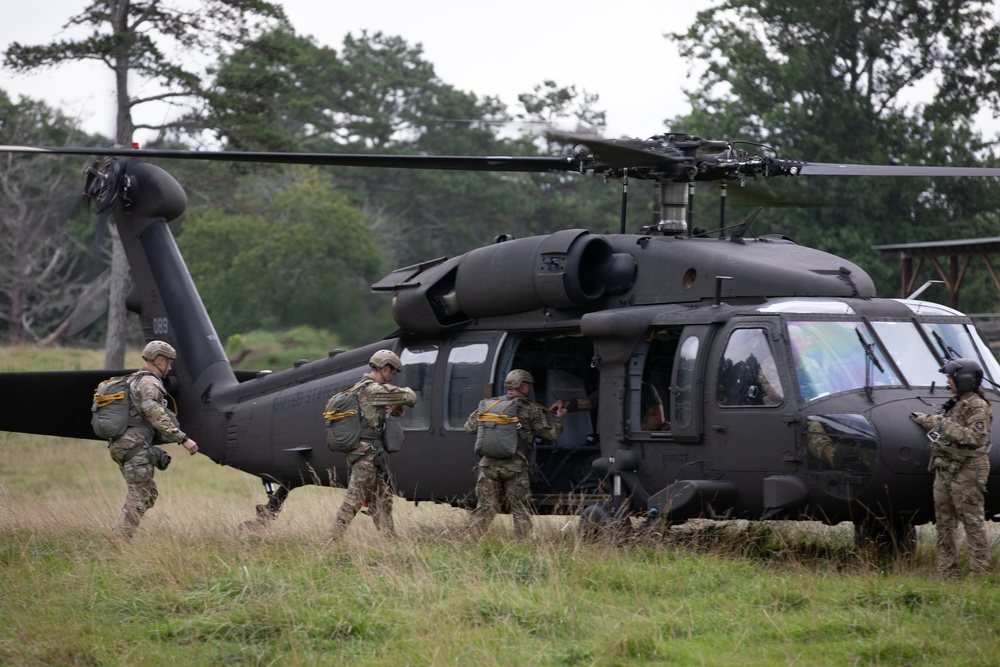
[{"left": 0, "top": 370, "right": 127, "bottom": 440}]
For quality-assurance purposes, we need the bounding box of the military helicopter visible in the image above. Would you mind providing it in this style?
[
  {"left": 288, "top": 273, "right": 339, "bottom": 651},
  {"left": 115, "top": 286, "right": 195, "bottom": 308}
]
[{"left": 4, "top": 132, "right": 1000, "bottom": 551}]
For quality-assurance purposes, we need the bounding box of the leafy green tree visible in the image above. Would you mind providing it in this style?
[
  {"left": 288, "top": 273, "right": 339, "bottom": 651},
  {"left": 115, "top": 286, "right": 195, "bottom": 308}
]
[
  {"left": 4, "top": 0, "right": 285, "bottom": 367},
  {"left": 177, "top": 168, "right": 389, "bottom": 345},
  {"left": 668, "top": 0, "right": 1000, "bottom": 310},
  {"left": 196, "top": 28, "right": 622, "bottom": 268}
]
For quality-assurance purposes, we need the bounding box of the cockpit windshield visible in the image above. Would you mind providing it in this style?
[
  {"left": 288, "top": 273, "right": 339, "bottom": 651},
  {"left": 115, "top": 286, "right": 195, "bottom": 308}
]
[
  {"left": 788, "top": 321, "right": 901, "bottom": 401},
  {"left": 788, "top": 316, "right": 998, "bottom": 402}
]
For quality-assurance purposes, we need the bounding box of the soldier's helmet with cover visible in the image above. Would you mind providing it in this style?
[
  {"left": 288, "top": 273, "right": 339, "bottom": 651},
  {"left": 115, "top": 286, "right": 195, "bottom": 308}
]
[
  {"left": 504, "top": 369, "right": 534, "bottom": 389},
  {"left": 941, "top": 358, "right": 984, "bottom": 393},
  {"left": 142, "top": 340, "right": 177, "bottom": 362},
  {"left": 369, "top": 349, "right": 402, "bottom": 371}
]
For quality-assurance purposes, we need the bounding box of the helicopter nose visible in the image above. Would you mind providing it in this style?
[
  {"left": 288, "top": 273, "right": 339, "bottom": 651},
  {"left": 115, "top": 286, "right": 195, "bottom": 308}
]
[{"left": 866, "top": 400, "right": 936, "bottom": 476}]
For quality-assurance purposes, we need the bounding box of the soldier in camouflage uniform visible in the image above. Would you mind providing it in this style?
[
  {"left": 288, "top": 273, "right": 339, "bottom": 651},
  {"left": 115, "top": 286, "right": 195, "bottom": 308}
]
[
  {"left": 465, "top": 369, "right": 566, "bottom": 538},
  {"left": 329, "top": 350, "right": 416, "bottom": 540},
  {"left": 913, "top": 358, "right": 993, "bottom": 575},
  {"left": 109, "top": 341, "right": 199, "bottom": 539}
]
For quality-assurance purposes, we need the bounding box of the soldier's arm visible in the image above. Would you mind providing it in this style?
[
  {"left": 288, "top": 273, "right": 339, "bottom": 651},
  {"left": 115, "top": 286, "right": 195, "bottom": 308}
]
[
  {"left": 464, "top": 410, "right": 480, "bottom": 434},
  {"left": 530, "top": 404, "right": 564, "bottom": 441},
  {"left": 939, "top": 402, "right": 992, "bottom": 447},
  {"left": 136, "top": 378, "right": 187, "bottom": 444},
  {"left": 368, "top": 382, "right": 417, "bottom": 408}
]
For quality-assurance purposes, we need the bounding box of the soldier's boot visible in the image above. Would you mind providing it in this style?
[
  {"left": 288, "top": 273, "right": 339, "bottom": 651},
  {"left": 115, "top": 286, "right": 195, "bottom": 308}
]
[
  {"left": 111, "top": 504, "right": 142, "bottom": 541},
  {"left": 326, "top": 522, "right": 348, "bottom": 545}
]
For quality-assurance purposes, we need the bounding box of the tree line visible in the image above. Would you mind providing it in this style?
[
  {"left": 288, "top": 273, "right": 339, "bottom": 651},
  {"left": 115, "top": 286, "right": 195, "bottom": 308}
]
[{"left": 2, "top": 0, "right": 999, "bottom": 357}]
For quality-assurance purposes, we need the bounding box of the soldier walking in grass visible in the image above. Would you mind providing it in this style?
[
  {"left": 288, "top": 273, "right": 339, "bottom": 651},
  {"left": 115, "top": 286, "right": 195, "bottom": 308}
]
[
  {"left": 108, "top": 341, "right": 199, "bottom": 540},
  {"left": 465, "top": 369, "right": 566, "bottom": 538},
  {"left": 328, "top": 350, "right": 416, "bottom": 540},
  {"left": 913, "top": 358, "right": 993, "bottom": 575}
]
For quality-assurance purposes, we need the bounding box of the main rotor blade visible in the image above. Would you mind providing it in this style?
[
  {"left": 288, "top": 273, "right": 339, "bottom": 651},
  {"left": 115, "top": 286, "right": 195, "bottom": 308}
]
[
  {"left": 0, "top": 145, "right": 580, "bottom": 174},
  {"left": 547, "top": 131, "right": 690, "bottom": 168},
  {"left": 802, "top": 162, "right": 1000, "bottom": 177},
  {"left": 7, "top": 144, "right": 1000, "bottom": 179}
]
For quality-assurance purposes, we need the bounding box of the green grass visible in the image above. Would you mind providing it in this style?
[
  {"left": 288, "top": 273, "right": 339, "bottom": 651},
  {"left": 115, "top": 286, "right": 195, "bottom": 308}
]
[{"left": 3, "top": 346, "right": 1000, "bottom": 665}]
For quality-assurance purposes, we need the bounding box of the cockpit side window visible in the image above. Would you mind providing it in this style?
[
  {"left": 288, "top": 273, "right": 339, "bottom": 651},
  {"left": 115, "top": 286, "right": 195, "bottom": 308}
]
[{"left": 717, "top": 328, "right": 784, "bottom": 407}]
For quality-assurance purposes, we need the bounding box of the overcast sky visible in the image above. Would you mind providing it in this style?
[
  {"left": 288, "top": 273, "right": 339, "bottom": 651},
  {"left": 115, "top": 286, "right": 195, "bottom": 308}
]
[
  {"left": 0, "top": 0, "right": 713, "bottom": 143},
  {"left": 1, "top": 1, "right": 996, "bottom": 146}
]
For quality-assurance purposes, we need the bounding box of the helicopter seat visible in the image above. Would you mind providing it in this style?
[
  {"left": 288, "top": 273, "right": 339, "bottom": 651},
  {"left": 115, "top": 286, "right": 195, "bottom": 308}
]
[
  {"left": 530, "top": 368, "right": 597, "bottom": 493},
  {"left": 539, "top": 368, "right": 594, "bottom": 451}
]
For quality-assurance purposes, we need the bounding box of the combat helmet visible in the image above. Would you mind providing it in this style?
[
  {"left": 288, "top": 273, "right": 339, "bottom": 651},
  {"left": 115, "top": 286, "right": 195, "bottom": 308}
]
[
  {"left": 369, "top": 349, "right": 403, "bottom": 371},
  {"left": 504, "top": 369, "right": 534, "bottom": 389},
  {"left": 941, "top": 358, "right": 984, "bottom": 393},
  {"left": 142, "top": 340, "right": 177, "bottom": 362}
]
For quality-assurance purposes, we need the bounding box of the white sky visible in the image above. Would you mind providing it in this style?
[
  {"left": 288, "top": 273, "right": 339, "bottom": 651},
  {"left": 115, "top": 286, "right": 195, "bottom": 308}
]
[
  {"left": 0, "top": 0, "right": 712, "bottom": 143},
  {"left": 1, "top": 0, "right": 996, "bottom": 146}
]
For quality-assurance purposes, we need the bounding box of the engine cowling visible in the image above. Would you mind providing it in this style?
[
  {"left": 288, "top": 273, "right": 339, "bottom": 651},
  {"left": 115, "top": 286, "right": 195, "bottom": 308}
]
[{"left": 375, "top": 230, "right": 636, "bottom": 334}]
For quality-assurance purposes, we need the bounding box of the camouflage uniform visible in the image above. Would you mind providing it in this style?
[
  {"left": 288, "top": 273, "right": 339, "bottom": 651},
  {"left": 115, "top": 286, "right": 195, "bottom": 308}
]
[
  {"left": 108, "top": 371, "right": 188, "bottom": 539},
  {"left": 915, "top": 393, "right": 992, "bottom": 574},
  {"left": 330, "top": 373, "right": 416, "bottom": 539},
  {"left": 465, "top": 394, "right": 562, "bottom": 538}
]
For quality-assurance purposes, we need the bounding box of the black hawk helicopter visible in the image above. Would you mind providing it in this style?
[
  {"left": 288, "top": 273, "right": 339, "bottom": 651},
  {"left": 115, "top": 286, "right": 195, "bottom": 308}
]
[{"left": 4, "top": 132, "right": 1000, "bottom": 550}]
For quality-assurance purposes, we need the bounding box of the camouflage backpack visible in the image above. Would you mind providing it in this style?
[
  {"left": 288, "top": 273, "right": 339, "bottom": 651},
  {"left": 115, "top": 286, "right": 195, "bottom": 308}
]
[{"left": 473, "top": 396, "right": 521, "bottom": 458}]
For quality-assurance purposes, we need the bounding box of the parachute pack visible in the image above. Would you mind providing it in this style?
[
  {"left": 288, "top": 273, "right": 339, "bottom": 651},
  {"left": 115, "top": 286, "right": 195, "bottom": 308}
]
[
  {"left": 91, "top": 371, "right": 149, "bottom": 440},
  {"left": 323, "top": 380, "right": 371, "bottom": 453},
  {"left": 473, "top": 396, "right": 522, "bottom": 458}
]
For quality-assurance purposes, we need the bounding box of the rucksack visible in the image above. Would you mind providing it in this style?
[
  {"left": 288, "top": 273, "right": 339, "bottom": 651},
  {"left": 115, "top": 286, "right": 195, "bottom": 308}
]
[
  {"left": 323, "top": 380, "right": 370, "bottom": 453},
  {"left": 473, "top": 396, "right": 521, "bottom": 458},
  {"left": 91, "top": 371, "right": 149, "bottom": 440}
]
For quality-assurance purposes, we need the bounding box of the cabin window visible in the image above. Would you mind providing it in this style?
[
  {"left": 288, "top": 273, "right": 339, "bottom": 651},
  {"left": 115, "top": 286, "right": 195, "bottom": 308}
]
[
  {"left": 628, "top": 328, "right": 678, "bottom": 431},
  {"left": 398, "top": 346, "right": 438, "bottom": 430},
  {"left": 445, "top": 343, "right": 489, "bottom": 429},
  {"left": 674, "top": 335, "right": 700, "bottom": 429},
  {"left": 716, "top": 328, "right": 784, "bottom": 407}
]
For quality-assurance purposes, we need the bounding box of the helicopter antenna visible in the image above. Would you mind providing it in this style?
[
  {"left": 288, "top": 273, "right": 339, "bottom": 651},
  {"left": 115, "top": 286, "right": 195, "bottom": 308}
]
[
  {"left": 907, "top": 280, "right": 944, "bottom": 300},
  {"left": 729, "top": 208, "right": 762, "bottom": 244}
]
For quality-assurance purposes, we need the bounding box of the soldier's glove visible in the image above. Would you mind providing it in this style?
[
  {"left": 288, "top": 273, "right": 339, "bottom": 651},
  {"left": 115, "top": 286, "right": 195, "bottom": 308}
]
[{"left": 911, "top": 412, "right": 937, "bottom": 429}]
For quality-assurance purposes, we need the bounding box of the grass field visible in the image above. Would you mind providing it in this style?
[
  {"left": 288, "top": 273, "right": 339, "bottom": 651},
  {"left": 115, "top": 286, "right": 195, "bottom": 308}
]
[{"left": 3, "top": 346, "right": 1000, "bottom": 665}]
